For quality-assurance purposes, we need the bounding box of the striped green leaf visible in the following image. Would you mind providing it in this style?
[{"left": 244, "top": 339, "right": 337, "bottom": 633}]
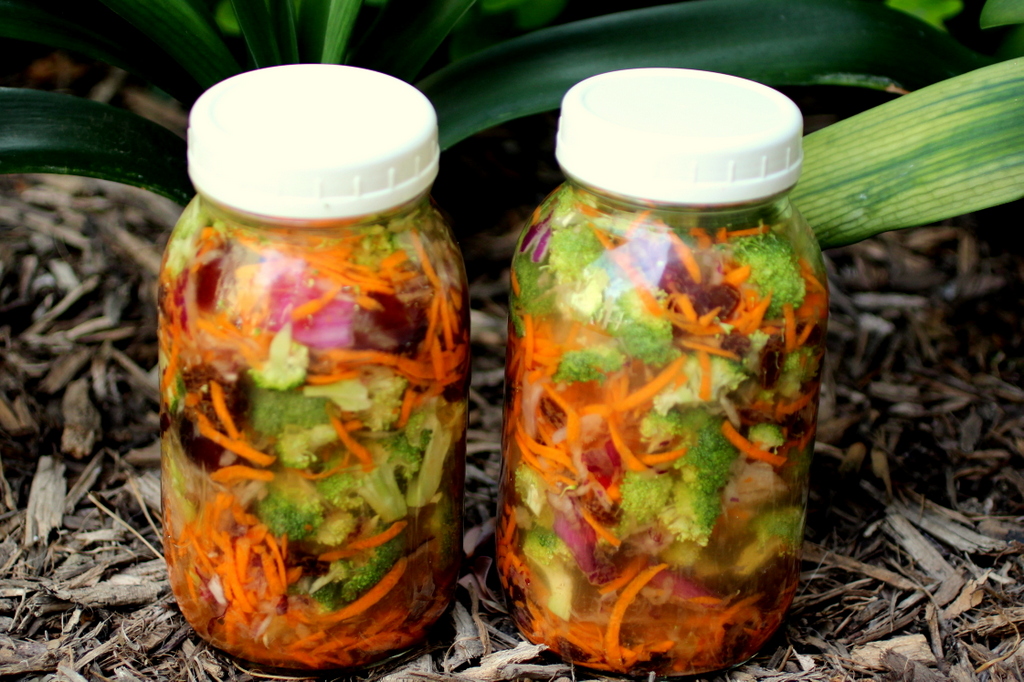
[
  {"left": 271, "top": 0, "right": 300, "bottom": 64},
  {"left": 0, "top": 0, "right": 201, "bottom": 103},
  {"left": 98, "top": 0, "right": 242, "bottom": 89},
  {"left": 794, "top": 58, "right": 1024, "bottom": 249},
  {"left": 352, "top": 0, "right": 476, "bottom": 81},
  {"left": 298, "top": 0, "right": 363, "bottom": 64},
  {"left": 231, "top": 0, "right": 281, "bottom": 67},
  {"left": 981, "top": 0, "right": 1024, "bottom": 27},
  {"left": 0, "top": 88, "right": 192, "bottom": 205},
  {"left": 420, "top": 0, "right": 990, "bottom": 150}
]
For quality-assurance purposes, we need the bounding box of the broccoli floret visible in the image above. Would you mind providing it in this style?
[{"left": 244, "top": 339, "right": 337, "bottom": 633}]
[
  {"left": 257, "top": 476, "right": 324, "bottom": 541},
  {"left": 619, "top": 470, "right": 673, "bottom": 528},
  {"left": 657, "top": 413, "right": 740, "bottom": 546},
  {"left": 640, "top": 408, "right": 706, "bottom": 447},
  {"left": 553, "top": 346, "right": 626, "bottom": 384},
  {"left": 249, "top": 324, "right": 309, "bottom": 390},
  {"left": 163, "top": 201, "right": 206, "bottom": 278},
  {"left": 249, "top": 386, "right": 330, "bottom": 437},
  {"left": 403, "top": 409, "right": 431, "bottom": 449},
  {"left": 357, "top": 461, "right": 408, "bottom": 523},
  {"left": 747, "top": 423, "right": 785, "bottom": 450},
  {"left": 369, "top": 431, "right": 425, "bottom": 484},
  {"left": 313, "top": 511, "right": 358, "bottom": 546},
  {"left": 316, "top": 472, "right": 365, "bottom": 511},
  {"left": 731, "top": 233, "right": 805, "bottom": 319},
  {"left": 606, "top": 289, "right": 678, "bottom": 366},
  {"left": 353, "top": 227, "right": 395, "bottom": 267},
  {"left": 276, "top": 423, "right": 337, "bottom": 469},
  {"left": 358, "top": 371, "right": 407, "bottom": 432},
  {"left": 521, "top": 528, "right": 575, "bottom": 621},
  {"left": 777, "top": 347, "right": 821, "bottom": 398},
  {"left": 548, "top": 224, "right": 605, "bottom": 284},
  {"left": 311, "top": 535, "right": 404, "bottom": 610},
  {"left": 406, "top": 401, "right": 464, "bottom": 508},
  {"left": 652, "top": 354, "right": 748, "bottom": 414},
  {"left": 754, "top": 505, "right": 805, "bottom": 549},
  {"left": 511, "top": 255, "right": 555, "bottom": 325},
  {"left": 303, "top": 378, "right": 371, "bottom": 412},
  {"left": 514, "top": 464, "right": 549, "bottom": 521}
]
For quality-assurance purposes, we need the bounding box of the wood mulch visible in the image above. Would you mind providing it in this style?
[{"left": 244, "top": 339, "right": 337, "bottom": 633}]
[{"left": 1, "top": 114, "right": 1023, "bottom": 681}]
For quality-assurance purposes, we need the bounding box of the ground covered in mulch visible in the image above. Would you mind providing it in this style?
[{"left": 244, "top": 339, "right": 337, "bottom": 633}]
[
  {"left": 2, "top": 53, "right": 1024, "bottom": 679},
  {"left": 1, "top": 166, "right": 1023, "bottom": 682}
]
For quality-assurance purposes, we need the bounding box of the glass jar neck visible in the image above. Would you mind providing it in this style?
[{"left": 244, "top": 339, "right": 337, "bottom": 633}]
[
  {"left": 564, "top": 177, "right": 794, "bottom": 232},
  {"left": 198, "top": 189, "right": 433, "bottom": 232}
]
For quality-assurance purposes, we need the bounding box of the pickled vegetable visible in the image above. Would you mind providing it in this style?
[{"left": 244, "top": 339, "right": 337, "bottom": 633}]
[
  {"left": 159, "top": 196, "right": 469, "bottom": 669},
  {"left": 497, "top": 183, "right": 827, "bottom": 675}
]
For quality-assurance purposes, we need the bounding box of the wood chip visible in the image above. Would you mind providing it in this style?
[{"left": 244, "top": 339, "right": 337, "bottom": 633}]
[
  {"left": 851, "top": 634, "right": 937, "bottom": 669},
  {"left": 52, "top": 581, "right": 168, "bottom": 608},
  {"left": 23, "top": 455, "right": 66, "bottom": 546},
  {"left": 38, "top": 347, "right": 92, "bottom": 394},
  {"left": 941, "top": 576, "right": 987, "bottom": 621},
  {"left": 459, "top": 642, "right": 565, "bottom": 681},
  {"left": 802, "top": 542, "right": 918, "bottom": 591},
  {"left": 446, "top": 602, "right": 485, "bottom": 671},
  {"left": 61, "top": 377, "right": 101, "bottom": 458},
  {"left": 956, "top": 607, "right": 1024, "bottom": 637},
  {"left": 0, "top": 634, "right": 59, "bottom": 675},
  {"left": 883, "top": 513, "right": 956, "bottom": 581}
]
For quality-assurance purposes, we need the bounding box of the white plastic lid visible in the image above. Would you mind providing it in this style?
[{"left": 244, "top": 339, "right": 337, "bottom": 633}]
[
  {"left": 188, "top": 64, "right": 439, "bottom": 219},
  {"left": 555, "top": 68, "right": 803, "bottom": 205}
]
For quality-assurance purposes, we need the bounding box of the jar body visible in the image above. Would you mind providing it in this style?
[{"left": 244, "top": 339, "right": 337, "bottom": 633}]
[
  {"left": 158, "top": 192, "right": 468, "bottom": 669},
  {"left": 497, "top": 181, "right": 828, "bottom": 676}
]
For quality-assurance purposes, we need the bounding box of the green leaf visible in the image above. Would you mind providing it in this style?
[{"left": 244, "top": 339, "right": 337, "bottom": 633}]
[
  {"left": 298, "top": 0, "right": 363, "bottom": 64},
  {"left": 271, "top": 0, "right": 301, "bottom": 64},
  {"left": 0, "top": 88, "right": 193, "bottom": 205},
  {"left": 0, "top": 0, "right": 202, "bottom": 103},
  {"left": 981, "top": 0, "right": 1024, "bottom": 27},
  {"left": 419, "top": 0, "right": 990, "bottom": 150},
  {"left": 352, "top": 0, "right": 476, "bottom": 81},
  {"left": 885, "top": 0, "right": 963, "bottom": 31},
  {"left": 231, "top": 0, "right": 282, "bottom": 67},
  {"left": 793, "top": 58, "right": 1024, "bottom": 249},
  {"left": 98, "top": 0, "right": 242, "bottom": 89}
]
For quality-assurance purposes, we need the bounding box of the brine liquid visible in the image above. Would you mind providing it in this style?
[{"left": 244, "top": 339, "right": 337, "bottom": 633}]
[
  {"left": 498, "top": 183, "right": 827, "bottom": 676},
  {"left": 158, "top": 195, "right": 469, "bottom": 669}
]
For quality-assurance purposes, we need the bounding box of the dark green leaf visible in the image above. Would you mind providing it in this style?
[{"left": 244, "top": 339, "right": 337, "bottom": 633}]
[
  {"left": 231, "top": 0, "right": 281, "bottom": 67},
  {"left": 271, "top": 0, "right": 301, "bottom": 64},
  {"left": 98, "top": 0, "right": 242, "bottom": 89},
  {"left": 0, "top": 0, "right": 201, "bottom": 103},
  {"left": 981, "top": 0, "right": 1024, "bottom": 27},
  {"left": 298, "top": 0, "right": 363, "bottom": 64},
  {"left": 794, "top": 58, "right": 1024, "bottom": 249},
  {"left": 419, "top": 0, "right": 990, "bottom": 150},
  {"left": 885, "top": 0, "right": 963, "bottom": 30},
  {"left": 353, "top": 0, "right": 475, "bottom": 81},
  {"left": 0, "top": 88, "right": 192, "bottom": 205}
]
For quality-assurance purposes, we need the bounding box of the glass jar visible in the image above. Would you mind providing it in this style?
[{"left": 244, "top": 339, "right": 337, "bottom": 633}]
[
  {"left": 158, "top": 65, "right": 468, "bottom": 670},
  {"left": 497, "top": 69, "right": 828, "bottom": 676}
]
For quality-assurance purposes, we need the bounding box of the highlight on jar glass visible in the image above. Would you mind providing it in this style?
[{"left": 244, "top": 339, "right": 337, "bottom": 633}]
[
  {"left": 497, "top": 68, "right": 828, "bottom": 676},
  {"left": 158, "top": 65, "right": 469, "bottom": 670}
]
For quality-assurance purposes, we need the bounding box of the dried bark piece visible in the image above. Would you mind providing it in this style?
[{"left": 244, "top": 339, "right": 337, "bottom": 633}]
[
  {"left": 851, "top": 634, "right": 937, "bottom": 669},
  {"left": 38, "top": 347, "right": 92, "bottom": 394},
  {"left": 879, "top": 650, "right": 945, "bottom": 682},
  {"left": 458, "top": 642, "right": 567, "bottom": 682},
  {"left": 0, "top": 634, "right": 59, "bottom": 675},
  {"left": 0, "top": 394, "right": 36, "bottom": 436},
  {"left": 52, "top": 580, "right": 168, "bottom": 608},
  {"left": 23, "top": 455, "right": 66, "bottom": 545},
  {"left": 61, "top": 377, "right": 101, "bottom": 458},
  {"left": 445, "top": 602, "right": 485, "bottom": 672},
  {"left": 802, "top": 542, "right": 917, "bottom": 591},
  {"left": 884, "top": 513, "right": 956, "bottom": 581}
]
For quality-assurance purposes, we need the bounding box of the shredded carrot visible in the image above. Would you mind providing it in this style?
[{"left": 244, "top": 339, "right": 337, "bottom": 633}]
[
  {"left": 579, "top": 506, "right": 621, "bottom": 548},
  {"left": 523, "top": 314, "right": 535, "bottom": 370},
  {"left": 604, "top": 563, "right": 668, "bottom": 666},
  {"left": 698, "top": 351, "right": 713, "bottom": 401},
  {"left": 575, "top": 201, "right": 601, "bottom": 217},
  {"left": 291, "top": 281, "right": 346, "bottom": 322},
  {"left": 589, "top": 224, "right": 617, "bottom": 250},
  {"left": 727, "top": 224, "right": 769, "bottom": 238},
  {"left": 409, "top": 230, "right": 441, "bottom": 290},
  {"left": 318, "top": 521, "right": 408, "bottom": 562},
  {"left": 210, "top": 465, "right": 275, "bottom": 484},
  {"left": 326, "top": 557, "right": 407, "bottom": 623},
  {"left": 510, "top": 268, "right": 521, "bottom": 296},
  {"left": 638, "top": 447, "right": 688, "bottom": 466},
  {"left": 607, "top": 417, "right": 648, "bottom": 473},
  {"left": 356, "top": 295, "right": 384, "bottom": 312},
  {"left": 542, "top": 384, "right": 582, "bottom": 446},
  {"left": 796, "top": 321, "right": 816, "bottom": 347},
  {"left": 209, "top": 380, "right": 240, "bottom": 440},
  {"left": 598, "top": 557, "right": 646, "bottom": 595},
  {"left": 305, "top": 369, "right": 361, "bottom": 385},
  {"left": 195, "top": 413, "right": 275, "bottom": 467},
  {"left": 674, "top": 293, "right": 699, "bottom": 322},
  {"left": 776, "top": 390, "right": 815, "bottom": 418},
  {"left": 681, "top": 340, "right": 739, "bottom": 360},
  {"left": 714, "top": 227, "right": 728, "bottom": 244},
  {"left": 668, "top": 232, "right": 702, "bottom": 284},
  {"left": 721, "top": 420, "right": 786, "bottom": 467},
  {"left": 689, "top": 228, "right": 712, "bottom": 249},
  {"left": 329, "top": 416, "right": 375, "bottom": 472},
  {"left": 516, "top": 423, "right": 575, "bottom": 470},
  {"left": 616, "top": 356, "right": 686, "bottom": 411},
  {"left": 723, "top": 264, "right": 751, "bottom": 286},
  {"left": 783, "top": 303, "right": 797, "bottom": 353},
  {"left": 396, "top": 386, "right": 417, "bottom": 428}
]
